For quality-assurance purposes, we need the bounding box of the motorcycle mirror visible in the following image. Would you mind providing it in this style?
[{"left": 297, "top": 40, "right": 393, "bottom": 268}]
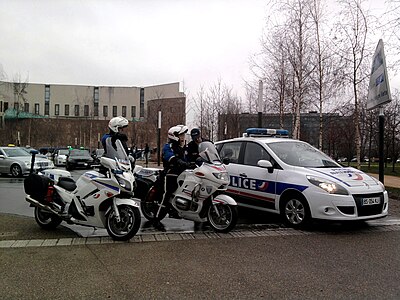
[{"left": 222, "top": 158, "right": 230, "bottom": 165}]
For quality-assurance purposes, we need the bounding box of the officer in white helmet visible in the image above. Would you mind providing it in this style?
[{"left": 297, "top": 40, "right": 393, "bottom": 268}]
[
  {"left": 161, "top": 124, "right": 195, "bottom": 218},
  {"left": 101, "top": 116, "right": 130, "bottom": 157}
]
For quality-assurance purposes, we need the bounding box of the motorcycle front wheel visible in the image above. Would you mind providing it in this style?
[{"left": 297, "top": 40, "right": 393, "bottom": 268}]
[
  {"left": 106, "top": 205, "right": 141, "bottom": 241},
  {"left": 207, "top": 203, "right": 238, "bottom": 233},
  {"left": 141, "top": 186, "right": 168, "bottom": 221},
  {"left": 34, "top": 207, "right": 62, "bottom": 230}
]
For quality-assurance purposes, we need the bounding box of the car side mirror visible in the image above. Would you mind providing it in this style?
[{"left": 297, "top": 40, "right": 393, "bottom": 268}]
[
  {"left": 258, "top": 160, "right": 273, "bottom": 173},
  {"left": 222, "top": 158, "right": 230, "bottom": 165}
]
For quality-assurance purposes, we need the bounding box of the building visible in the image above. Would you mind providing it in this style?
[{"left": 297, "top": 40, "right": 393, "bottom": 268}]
[
  {"left": 0, "top": 81, "right": 186, "bottom": 150},
  {"left": 218, "top": 112, "right": 353, "bottom": 159}
]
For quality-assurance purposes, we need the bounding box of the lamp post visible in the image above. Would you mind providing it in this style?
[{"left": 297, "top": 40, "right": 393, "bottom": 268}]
[
  {"left": 258, "top": 80, "right": 263, "bottom": 128},
  {"left": 157, "top": 110, "right": 161, "bottom": 166}
]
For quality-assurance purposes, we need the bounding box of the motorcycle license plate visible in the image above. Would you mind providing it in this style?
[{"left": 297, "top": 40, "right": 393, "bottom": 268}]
[{"left": 361, "top": 197, "right": 381, "bottom": 206}]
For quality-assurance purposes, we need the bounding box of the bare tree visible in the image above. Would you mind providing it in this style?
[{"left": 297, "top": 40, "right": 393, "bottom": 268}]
[{"left": 331, "top": 0, "right": 373, "bottom": 169}]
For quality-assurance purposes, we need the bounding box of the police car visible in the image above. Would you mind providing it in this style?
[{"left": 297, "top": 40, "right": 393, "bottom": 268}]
[{"left": 215, "top": 128, "right": 388, "bottom": 228}]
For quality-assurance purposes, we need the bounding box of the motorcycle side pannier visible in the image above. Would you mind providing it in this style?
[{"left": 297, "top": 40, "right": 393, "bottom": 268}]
[{"left": 24, "top": 174, "right": 51, "bottom": 202}]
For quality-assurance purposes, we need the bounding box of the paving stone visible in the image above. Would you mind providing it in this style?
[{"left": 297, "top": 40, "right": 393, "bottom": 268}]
[
  {"left": 0, "top": 240, "right": 16, "bottom": 248},
  {"left": 85, "top": 237, "right": 101, "bottom": 245},
  {"left": 11, "top": 240, "right": 29, "bottom": 248},
  {"left": 42, "top": 239, "right": 58, "bottom": 247},
  {"left": 26, "top": 239, "right": 44, "bottom": 247},
  {"left": 154, "top": 234, "right": 169, "bottom": 241},
  {"left": 130, "top": 235, "right": 142, "bottom": 243},
  {"left": 72, "top": 238, "right": 87, "bottom": 245},
  {"left": 100, "top": 237, "right": 114, "bottom": 244},
  {"left": 167, "top": 234, "right": 183, "bottom": 241},
  {"left": 57, "top": 238, "right": 73, "bottom": 246},
  {"left": 193, "top": 233, "right": 208, "bottom": 239},
  {"left": 141, "top": 234, "right": 156, "bottom": 242}
]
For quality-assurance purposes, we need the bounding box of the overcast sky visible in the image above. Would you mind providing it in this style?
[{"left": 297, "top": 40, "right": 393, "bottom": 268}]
[{"left": 0, "top": 0, "right": 394, "bottom": 102}]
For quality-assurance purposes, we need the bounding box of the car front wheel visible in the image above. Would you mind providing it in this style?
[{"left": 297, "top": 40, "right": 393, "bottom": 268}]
[
  {"left": 10, "top": 164, "right": 23, "bottom": 177},
  {"left": 281, "top": 196, "right": 311, "bottom": 229}
]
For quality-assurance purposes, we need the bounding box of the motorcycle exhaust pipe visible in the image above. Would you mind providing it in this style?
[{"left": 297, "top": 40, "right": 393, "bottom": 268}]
[{"left": 25, "top": 195, "right": 60, "bottom": 215}]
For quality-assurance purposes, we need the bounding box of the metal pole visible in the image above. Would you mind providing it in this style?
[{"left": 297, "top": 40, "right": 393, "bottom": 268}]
[
  {"left": 257, "top": 80, "right": 263, "bottom": 128},
  {"left": 157, "top": 111, "right": 161, "bottom": 166},
  {"left": 378, "top": 107, "right": 384, "bottom": 184}
]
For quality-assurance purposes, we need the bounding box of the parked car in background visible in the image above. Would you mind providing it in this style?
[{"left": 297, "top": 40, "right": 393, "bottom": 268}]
[
  {"left": 0, "top": 146, "right": 54, "bottom": 177},
  {"left": 53, "top": 148, "right": 70, "bottom": 166},
  {"left": 65, "top": 148, "right": 94, "bottom": 171},
  {"left": 21, "top": 147, "right": 48, "bottom": 158}
]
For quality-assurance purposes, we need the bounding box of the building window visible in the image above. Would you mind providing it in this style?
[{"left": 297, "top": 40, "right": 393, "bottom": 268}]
[
  {"left": 24, "top": 103, "right": 29, "bottom": 112},
  {"left": 94, "top": 103, "right": 99, "bottom": 117},
  {"left": 140, "top": 88, "right": 144, "bottom": 117},
  {"left": 14, "top": 102, "right": 19, "bottom": 110},
  {"left": 35, "top": 103, "right": 40, "bottom": 115},
  {"left": 45, "top": 85, "right": 50, "bottom": 103},
  {"left": 4, "top": 102, "right": 8, "bottom": 111},
  {"left": 131, "top": 106, "right": 136, "bottom": 118},
  {"left": 55, "top": 104, "right": 60, "bottom": 116},
  {"left": 122, "top": 106, "right": 127, "bottom": 117},
  {"left": 74, "top": 105, "right": 80, "bottom": 116},
  {"left": 103, "top": 105, "right": 108, "bottom": 117},
  {"left": 93, "top": 87, "right": 99, "bottom": 117},
  {"left": 0, "top": 101, "right": 2, "bottom": 112},
  {"left": 113, "top": 106, "right": 117, "bottom": 117},
  {"left": 65, "top": 104, "right": 69, "bottom": 116},
  {"left": 84, "top": 105, "right": 89, "bottom": 117},
  {"left": 45, "top": 103, "right": 49, "bottom": 115}
]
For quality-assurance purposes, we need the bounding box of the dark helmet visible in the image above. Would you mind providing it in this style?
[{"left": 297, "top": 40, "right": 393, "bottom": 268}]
[{"left": 190, "top": 128, "right": 201, "bottom": 139}]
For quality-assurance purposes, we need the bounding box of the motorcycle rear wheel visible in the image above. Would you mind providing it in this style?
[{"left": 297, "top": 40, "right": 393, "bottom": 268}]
[
  {"left": 34, "top": 207, "right": 62, "bottom": 230},
  {"left": 207, "top": 203, "right": 238, "bottom": 233},
  {"left": 141, "top": 186, "right": 168, "bottom": 221},
  {"left": 106, "top": 205, "right": 141, "bottom": 241}
]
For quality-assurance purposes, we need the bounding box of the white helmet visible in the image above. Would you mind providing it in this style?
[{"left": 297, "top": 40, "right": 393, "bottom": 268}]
[
  {"left": 108, "top": 116, "right": 129, "bottom": 133},
  {"left": 168, "top": 125, "right": 188, "bottom": 141}
]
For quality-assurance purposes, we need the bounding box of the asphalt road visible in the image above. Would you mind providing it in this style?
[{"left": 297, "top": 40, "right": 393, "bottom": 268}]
[{"left": 1, "top": 167, "right": 400, "bottom": 299}]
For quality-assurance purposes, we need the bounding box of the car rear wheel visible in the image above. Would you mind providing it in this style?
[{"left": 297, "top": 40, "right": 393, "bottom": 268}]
[
  {"left": 10, "top": 164, "right": 23, "bottom": 177},
  {"left": 281, "top": 196, "right": 311, "bottom": 229}
]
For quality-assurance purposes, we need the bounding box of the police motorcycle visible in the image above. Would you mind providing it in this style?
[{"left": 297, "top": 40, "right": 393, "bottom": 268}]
[
  {"left": 140, "top": 141, "right": 238, "bottom": 233},
  {"left": 24, "top": 140, "right": 141, "bottom": 241}
]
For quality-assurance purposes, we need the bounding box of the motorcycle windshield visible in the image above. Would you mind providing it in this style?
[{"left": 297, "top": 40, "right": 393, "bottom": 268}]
[
  {"left": 198, "top": 142, "right": 221, "bottom": 164},
  {"left": 104, "top": 138, "right": 130, "bottom": 166}
]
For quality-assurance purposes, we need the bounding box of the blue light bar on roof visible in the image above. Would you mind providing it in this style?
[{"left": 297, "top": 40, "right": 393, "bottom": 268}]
[{"left": 245, "top": 128, "right": 289, "bottom": 136}]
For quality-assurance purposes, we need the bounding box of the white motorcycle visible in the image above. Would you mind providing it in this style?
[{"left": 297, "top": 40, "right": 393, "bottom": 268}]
[
  {"left": 141, "top": 141, "right": 238, "bottom": 233},
  {"left": 24, "top": 140, "right": 142, "bottom": 241}
]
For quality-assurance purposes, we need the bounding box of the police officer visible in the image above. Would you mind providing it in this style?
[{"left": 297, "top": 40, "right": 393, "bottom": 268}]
[
  {"left": 187, "top": 127, "right": 202, "bottom": 163},
  {"left": 162, "top": 124, "right": 194, "bottom": 218}
]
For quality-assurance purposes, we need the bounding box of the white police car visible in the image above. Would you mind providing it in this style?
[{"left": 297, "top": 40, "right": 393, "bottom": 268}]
[{"left": 215, "top": 128, "right": 388, "bottom": 228}]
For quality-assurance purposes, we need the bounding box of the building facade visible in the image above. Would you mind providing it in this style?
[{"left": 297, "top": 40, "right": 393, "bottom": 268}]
[{"left": 0, "top": 81, "right": 186, "bottom": 150}]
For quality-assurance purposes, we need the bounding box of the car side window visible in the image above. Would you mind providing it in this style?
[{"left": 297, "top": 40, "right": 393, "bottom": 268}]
[
  {"left": 244, "top": 142, "right": 271, "bottom": 166},
  {"left": 219, "top": 142, "right": 242, "bottom": 164}
]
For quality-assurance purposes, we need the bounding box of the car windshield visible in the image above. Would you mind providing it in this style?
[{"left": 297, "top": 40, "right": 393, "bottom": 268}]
[
  {"left": 267, "top": 141, "right": 340, "bottom": 168},
  {"left": 3, "top": 148, "right": 30, "bottom": 157},
  {"left": 69, "top": 149, "right": 90, "bottom": 157},
  {"left": 198, "top": 142, "right": 221, "bottom": 164}
]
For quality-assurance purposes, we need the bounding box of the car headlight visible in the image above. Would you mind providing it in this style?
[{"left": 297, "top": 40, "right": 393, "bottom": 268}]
[
  {"left": 371, "top": 176, "right": 385, "bottom": 191},
  {"left": 307, "top": 176, "right": 348, "bottom": 195},
  {"left": 213, "top": 172, "right": 229, "bottom": 181}
]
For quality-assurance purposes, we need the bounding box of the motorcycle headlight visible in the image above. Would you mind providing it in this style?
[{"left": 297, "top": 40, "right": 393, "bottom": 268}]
[
  {"left": 213, "top": 172, "right": 229, "bottom": 181},
  {"left": 307, "top": 176, "right": 348, "bottom": 195},
  {"left": 116, "top": 177, "right": 132, "bottom": 191}
]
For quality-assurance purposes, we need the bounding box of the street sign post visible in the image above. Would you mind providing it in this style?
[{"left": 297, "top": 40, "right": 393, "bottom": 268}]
[{"left": 367, "top": 39, "right": 392, "bottom": 184}]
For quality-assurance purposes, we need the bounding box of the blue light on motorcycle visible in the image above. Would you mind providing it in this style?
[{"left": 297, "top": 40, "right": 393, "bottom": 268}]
[{"left": 112, "top": 169, "right": 124, "bottom": 175}]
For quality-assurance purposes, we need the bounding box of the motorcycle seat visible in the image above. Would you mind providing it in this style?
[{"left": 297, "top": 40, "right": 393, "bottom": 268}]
[{"left": 57, "top": 176, "right": 77, "bottom": 191}]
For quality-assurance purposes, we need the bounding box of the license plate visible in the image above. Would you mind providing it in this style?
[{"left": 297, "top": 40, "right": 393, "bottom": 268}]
[{"left": 362, "top": 197, "right": 381, "bottom": 206}]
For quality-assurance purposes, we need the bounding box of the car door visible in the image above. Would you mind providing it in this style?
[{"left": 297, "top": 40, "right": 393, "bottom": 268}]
[
  {"left": 0, "top": 148, "right": 7, "bottom": 173},
  {"left": 235, "top": 141, "right": 279, "bottom": 212}
]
